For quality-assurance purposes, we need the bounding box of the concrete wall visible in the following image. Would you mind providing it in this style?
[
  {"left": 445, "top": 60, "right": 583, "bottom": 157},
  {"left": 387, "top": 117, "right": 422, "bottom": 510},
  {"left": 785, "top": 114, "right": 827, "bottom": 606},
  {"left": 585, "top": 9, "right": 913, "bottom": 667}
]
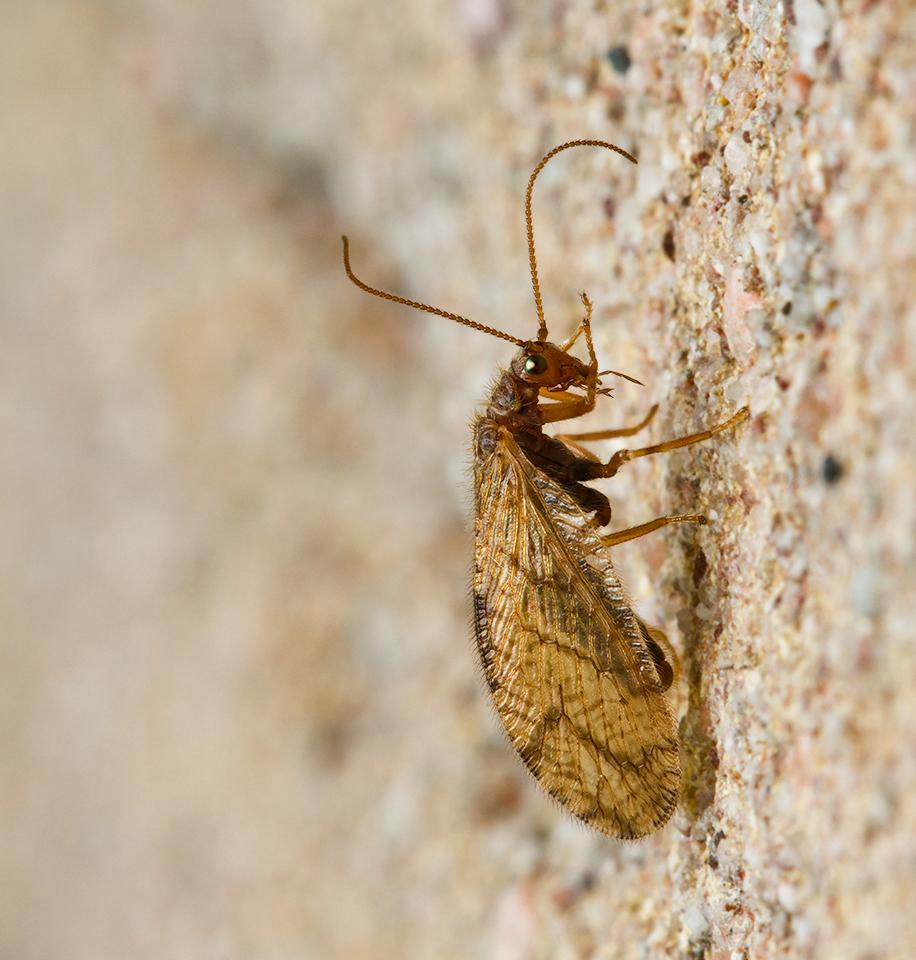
[{"left": 2, "top": 2, "right": 913, "bottom": 957}]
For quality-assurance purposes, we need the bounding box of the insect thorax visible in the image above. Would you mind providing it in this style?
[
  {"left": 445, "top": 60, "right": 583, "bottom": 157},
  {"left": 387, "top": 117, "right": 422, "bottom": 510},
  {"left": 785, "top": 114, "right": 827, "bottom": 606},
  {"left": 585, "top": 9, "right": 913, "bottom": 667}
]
[{"left": 475, "top": 370, "right": 542, "bottom": 458}]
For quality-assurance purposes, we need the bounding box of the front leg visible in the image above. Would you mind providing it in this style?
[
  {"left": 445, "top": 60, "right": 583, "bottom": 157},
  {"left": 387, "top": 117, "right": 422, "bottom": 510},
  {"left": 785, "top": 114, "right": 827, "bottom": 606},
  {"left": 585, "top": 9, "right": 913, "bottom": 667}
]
[
  {"left": 538, "top": 292, "right": 602, "bottom": 424},
  {"left": 538, "top": 394, "right": 596, "bottom": 424}
]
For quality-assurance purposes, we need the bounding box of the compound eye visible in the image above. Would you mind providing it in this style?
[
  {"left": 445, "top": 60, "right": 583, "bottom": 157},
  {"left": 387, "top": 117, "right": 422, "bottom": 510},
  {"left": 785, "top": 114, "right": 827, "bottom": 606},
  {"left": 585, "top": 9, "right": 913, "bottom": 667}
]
[{"left": 523, "top": 354, "right": 548, "bottom": 375}]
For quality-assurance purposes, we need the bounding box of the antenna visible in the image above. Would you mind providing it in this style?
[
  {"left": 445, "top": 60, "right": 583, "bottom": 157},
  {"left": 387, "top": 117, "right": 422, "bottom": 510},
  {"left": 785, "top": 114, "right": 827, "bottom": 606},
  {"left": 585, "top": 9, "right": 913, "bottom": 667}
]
[
  {"left": 524, "top": 140, "right": 637, "bottom": 341},
  {"left": 341, "top": 236, "right": 524, "bottom": 346}
]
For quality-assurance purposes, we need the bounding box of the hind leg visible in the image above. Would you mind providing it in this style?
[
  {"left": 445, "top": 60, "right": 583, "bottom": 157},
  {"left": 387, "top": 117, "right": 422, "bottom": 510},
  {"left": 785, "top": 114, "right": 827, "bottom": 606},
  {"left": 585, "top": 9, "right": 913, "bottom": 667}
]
[{"left": 600, "top": 514, "right": 707, "bottom": 547}]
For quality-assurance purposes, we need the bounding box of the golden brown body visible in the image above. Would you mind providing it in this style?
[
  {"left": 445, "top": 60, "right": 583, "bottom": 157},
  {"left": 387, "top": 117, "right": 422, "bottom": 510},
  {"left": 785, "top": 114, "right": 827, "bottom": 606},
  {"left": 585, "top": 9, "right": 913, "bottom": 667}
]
[
  {"left": 342, "top": 139, "right": 749, "bottom": 838},
  {"left": 472, "top": 376, "right": 680, "bottom": 838}
]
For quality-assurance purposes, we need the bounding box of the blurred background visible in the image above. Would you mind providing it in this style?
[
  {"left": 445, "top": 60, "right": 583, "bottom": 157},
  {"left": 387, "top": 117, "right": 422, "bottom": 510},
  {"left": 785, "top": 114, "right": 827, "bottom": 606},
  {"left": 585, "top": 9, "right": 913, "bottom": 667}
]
[{"left": 2, "top": 2, "right": 914, "bottom": 958}]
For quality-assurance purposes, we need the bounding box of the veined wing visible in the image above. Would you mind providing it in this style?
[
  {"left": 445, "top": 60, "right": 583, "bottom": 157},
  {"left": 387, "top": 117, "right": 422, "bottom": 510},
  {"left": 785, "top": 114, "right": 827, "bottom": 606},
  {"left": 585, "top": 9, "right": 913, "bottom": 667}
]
[{"left": 472, "top": 421, "right": 680, "bottom": 838}]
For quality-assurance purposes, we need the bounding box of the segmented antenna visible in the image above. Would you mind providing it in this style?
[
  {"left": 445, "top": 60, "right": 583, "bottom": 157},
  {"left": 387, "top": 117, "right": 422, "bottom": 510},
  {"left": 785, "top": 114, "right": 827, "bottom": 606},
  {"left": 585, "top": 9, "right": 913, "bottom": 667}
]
[
  {"left": 342, "top": 236, "right": 524, "bottom": 346},
  {"left": 524, "top": 140, "right": 637, "bottom": 341}
]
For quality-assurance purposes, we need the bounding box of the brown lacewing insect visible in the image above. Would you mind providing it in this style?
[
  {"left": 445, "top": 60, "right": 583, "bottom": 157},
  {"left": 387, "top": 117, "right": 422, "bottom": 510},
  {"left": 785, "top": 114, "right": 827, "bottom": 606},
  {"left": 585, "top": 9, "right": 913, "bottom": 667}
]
[{"left": 342, "top": 139, "right": 749, "bottom": 839}]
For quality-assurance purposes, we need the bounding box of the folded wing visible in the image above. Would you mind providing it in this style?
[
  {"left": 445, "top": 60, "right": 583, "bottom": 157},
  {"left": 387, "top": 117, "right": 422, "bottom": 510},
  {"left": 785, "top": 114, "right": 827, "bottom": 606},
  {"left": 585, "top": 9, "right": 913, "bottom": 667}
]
[{"left": 472, "top": 422, "right": 680, "bottom": 838}]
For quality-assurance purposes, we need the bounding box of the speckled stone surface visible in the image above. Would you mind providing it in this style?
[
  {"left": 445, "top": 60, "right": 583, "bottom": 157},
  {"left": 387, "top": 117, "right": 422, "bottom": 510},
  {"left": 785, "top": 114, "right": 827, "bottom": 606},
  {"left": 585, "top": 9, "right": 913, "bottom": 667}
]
[{"left": 2, "top": 2, "right": 913, "bottom": 958}]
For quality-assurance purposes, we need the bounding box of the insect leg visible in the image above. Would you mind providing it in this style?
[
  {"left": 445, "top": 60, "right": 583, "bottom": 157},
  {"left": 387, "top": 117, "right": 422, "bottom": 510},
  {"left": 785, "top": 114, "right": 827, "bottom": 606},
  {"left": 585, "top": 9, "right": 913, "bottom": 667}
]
[
  {"left": 600, "top": 514, "right": 707, "bottom": 547},
  {"left": 556, "top": 290, "right": 596, "bottom": 351},
  {"left": 539, "top": 395, "right": 597, "bottom": 424},
  {"left": 596, "top": 406, "right": 750, "bottom": 478},
  {"left": 539, "top": 387, "right": 585, "bottom": 402},
  {"left": 578, "top": 294, "right": 600, "bottom": 390},
  {"left": 557, "top": 404, "right": 659, "bottom": 442},
  {"left": 558, "top": 324, "right": 585, "bottom": 352}
]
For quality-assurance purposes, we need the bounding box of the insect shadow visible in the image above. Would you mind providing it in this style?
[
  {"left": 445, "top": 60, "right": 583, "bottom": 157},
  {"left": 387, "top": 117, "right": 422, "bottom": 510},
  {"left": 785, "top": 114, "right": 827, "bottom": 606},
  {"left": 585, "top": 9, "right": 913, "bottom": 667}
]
[{"left": 343, "top": 140, "right": 749, "bottom": 839}]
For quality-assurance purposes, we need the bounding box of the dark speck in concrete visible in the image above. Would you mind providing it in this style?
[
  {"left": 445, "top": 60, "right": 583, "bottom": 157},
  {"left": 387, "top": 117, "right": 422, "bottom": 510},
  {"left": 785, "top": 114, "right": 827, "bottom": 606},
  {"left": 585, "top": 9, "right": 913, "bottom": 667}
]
[
  {"left": 606, "top": 45, "right": 632, "bottom": 75},
  {"left": 822, "top": 454, "right": 844, "bottom": 485}
]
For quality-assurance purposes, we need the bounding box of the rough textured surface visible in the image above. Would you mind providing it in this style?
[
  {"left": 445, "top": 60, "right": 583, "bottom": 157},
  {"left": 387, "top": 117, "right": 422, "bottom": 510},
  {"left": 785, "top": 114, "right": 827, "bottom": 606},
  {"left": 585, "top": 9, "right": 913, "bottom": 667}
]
[{"left": 2, "top": 1, "right": 914, "bottom": 958}]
